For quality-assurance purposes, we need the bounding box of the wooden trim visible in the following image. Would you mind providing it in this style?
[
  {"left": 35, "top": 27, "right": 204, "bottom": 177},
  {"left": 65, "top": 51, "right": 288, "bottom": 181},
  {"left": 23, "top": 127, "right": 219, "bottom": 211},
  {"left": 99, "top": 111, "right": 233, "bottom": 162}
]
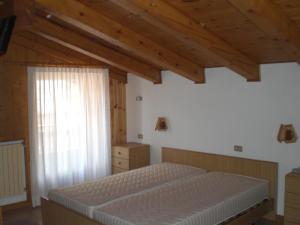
[
  {"left": 162, "top": 147, "right": 278, "bottom": 220},
  {"left": 31, "top": 18, "right": 162, "bottom": 84},
  {"left": 35, "top": 0, "right": 205, "bottom": 83},
  {"left": 2, "top": 200, "right": 32, "bottom": 212},
  {"left": 112, "top": 0, "right": 260, "bottom": 82},
  {"left": 227, "top": 0, "right": 300, "bottom": 64}
]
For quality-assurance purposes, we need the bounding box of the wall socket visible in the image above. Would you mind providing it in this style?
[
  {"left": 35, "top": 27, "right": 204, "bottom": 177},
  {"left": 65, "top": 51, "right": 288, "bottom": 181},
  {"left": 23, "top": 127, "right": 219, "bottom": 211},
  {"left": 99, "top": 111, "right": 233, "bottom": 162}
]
[
  {"left": 136, "top": 96, "right": 143, "bottom": 101},
  {"left": 234, "top": 145, "right": 243, "bottom": 152},
  {"left": 137, "top": 134, "right": 143, "bottom": 139}
]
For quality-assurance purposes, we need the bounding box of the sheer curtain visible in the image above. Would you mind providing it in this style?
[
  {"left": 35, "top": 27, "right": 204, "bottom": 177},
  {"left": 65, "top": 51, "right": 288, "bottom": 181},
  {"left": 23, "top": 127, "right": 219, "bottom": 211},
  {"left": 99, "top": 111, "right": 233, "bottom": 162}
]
[{"left": 28, "top": 67, "right": 111, "bottom": 207}]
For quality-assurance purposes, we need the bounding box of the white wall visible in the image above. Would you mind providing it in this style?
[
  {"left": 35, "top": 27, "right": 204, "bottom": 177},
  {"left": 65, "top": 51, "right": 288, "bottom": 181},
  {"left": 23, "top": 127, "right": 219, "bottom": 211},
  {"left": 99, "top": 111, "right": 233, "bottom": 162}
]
[{"left": 126, "top": 63, "right": 300, "bottom": 215}]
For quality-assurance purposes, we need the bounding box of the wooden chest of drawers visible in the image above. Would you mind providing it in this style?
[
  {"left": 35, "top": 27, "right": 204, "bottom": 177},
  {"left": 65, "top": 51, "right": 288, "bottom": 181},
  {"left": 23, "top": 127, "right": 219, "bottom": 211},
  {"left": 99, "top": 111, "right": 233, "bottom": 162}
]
[
  {"left": 112, "top": 143, "right": 150, "bottom": 174},
  {"left": 285, "top": 172, "right": 300, "bottom": 225}
]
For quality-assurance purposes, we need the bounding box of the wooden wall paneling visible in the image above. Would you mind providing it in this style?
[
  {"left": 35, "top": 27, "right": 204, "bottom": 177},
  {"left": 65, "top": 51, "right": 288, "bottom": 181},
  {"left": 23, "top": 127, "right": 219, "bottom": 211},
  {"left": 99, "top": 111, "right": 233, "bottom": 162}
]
[
  {"left": 0, "top": 0, "right": 13, "bottom": 18},
  {"left": 13, "top": 0, "right": 35, "bottom": 31},
  {"left": 17, "top": 32, "right": 125, "bottom": 69},
  {"left": 109, "top": 74, "right": 127, "bottom": 145},
  {"left": 0, "top": 61, "right": 31, "bottom": 209},
  {"left": 31, "top": 17, "right": 162, "bottom": 83},
  {"left": 35, "top": 0, "right": 205, "bottom": 83},
  {"left": 1, "top": 43, "right": 64, "bottom": 65},
  {"left": 11, "top": 32, "right": 130, "bottom": 76},
  {"left": 109, "top": 69, "right": 127, "bottom": 84},
  {"left": 112, "top": 0, "right": 260, "bottom": 81},
  {"left": 110, "top": 76, "right": 127, "bottom": 145},
  {"left": 11, "top": 34, "right": 77, "bottom": 64}
]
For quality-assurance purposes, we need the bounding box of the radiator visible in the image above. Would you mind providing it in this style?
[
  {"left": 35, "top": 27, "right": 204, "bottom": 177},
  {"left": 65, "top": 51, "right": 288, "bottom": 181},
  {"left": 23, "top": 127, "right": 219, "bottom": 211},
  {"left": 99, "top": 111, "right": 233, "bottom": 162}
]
[{"left": 0, "top": 140, "right": 27, "bottom": 206}]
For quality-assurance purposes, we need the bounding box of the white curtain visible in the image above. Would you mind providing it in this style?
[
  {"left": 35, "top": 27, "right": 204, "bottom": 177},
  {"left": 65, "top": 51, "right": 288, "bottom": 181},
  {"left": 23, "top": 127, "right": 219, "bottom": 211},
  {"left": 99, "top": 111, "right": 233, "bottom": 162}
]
[{"left": 28, "top": 67, "right": 111, "bottom": 207}]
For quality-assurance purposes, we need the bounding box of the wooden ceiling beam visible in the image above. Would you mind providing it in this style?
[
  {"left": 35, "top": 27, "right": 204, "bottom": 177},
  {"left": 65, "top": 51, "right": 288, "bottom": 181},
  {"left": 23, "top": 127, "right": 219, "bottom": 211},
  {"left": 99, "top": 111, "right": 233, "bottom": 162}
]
[
  {"left": 31, "top": 17, "right": 161, "bottom": 83},
  {"left": 35, "top": 0, "right": 205, "bottom": 83},
  {"left": 227, "top": 0, "right": 300, "bottom": 64},
  {"left": 111, "top": 0, "right": 260, "bottom": 82}
]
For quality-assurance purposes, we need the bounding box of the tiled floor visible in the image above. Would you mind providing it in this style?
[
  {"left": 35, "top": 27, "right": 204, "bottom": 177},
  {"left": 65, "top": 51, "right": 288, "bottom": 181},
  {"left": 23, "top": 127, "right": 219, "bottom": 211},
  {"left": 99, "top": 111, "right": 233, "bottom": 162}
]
[{"left": 3, "top": 206, "right": 278, "bottom": 225}]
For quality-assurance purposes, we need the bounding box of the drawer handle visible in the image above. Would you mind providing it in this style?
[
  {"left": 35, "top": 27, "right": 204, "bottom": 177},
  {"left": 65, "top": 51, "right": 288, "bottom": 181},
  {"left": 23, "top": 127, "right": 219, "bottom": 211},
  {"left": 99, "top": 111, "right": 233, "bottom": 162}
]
[
  {"left": 118, "top": 162, "right": 121, "bottom": 165},
  {"left": 118, "top": 152, "right": 121, "bottom": 155}
]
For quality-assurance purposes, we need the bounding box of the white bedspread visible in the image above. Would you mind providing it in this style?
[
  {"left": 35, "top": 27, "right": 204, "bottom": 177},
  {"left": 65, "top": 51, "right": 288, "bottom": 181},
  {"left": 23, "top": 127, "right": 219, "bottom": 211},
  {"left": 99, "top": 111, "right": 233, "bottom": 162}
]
[
  {"left": 93, "top": 172, "right": 269, "bottom": 225},
  {"left": 48, "top": 163, "right": 206, "bottom": 218}
]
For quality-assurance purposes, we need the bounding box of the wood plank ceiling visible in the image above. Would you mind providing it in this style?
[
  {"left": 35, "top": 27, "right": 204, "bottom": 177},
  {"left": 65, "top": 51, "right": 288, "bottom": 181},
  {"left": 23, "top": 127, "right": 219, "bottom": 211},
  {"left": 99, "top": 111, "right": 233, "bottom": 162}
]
[{"left": 3, "top": 0, "right": 300, "bottom": 84}]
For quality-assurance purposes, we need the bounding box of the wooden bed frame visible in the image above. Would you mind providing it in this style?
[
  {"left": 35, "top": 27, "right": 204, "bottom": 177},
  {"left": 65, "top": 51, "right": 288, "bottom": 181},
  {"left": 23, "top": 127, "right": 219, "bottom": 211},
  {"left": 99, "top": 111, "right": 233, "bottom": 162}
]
[{"left": 42, "top": 147, "right": 278, "bottom": 225}]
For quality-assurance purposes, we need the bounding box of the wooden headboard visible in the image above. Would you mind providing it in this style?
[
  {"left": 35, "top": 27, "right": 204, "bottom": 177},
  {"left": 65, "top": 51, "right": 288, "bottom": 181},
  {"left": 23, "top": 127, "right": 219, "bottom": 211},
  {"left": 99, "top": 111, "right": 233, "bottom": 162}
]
[{"left": 162, "top": 147, "right": 278, "bottom": 218}]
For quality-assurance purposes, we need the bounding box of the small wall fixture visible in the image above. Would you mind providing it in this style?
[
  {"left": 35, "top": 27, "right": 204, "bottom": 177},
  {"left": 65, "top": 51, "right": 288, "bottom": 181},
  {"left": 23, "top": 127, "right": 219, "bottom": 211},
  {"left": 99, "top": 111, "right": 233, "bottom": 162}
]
[
  {"left": 155, "top": 117, "right": 168, "bottom": 131},
  {"left": 277, "top": 124, "right": 298, "bottom": 143}
]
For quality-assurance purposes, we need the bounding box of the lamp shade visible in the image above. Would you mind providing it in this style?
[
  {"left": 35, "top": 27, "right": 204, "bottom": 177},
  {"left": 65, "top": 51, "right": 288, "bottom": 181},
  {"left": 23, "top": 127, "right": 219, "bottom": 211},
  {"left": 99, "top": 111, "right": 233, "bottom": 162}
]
[{"left": 277, "top": 124, "right": 298, "bottom": 143}]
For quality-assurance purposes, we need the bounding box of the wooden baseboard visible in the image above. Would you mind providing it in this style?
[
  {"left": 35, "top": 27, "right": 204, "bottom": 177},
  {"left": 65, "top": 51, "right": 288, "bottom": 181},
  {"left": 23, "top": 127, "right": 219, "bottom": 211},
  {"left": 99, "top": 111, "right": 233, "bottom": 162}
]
[
  {"left": 2, "top": 200, "right": 32, "bottom": 212},
  {"left": 262, "top": 215, "right": 284, "bottom": 225}
]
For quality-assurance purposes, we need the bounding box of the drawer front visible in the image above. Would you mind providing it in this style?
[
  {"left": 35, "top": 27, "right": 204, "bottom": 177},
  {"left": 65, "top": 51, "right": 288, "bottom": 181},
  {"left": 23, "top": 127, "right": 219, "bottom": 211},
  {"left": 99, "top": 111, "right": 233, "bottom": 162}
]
[
  {"left": 286, "top": 176, "right": 300, "bottom": 194},
  {"left": 112, "top": 167, "right": 127, "bottom": 174},
  {"left": 286, "top": 193, "right": 300, "bottom": 209},
  {"left": 112, "top": 157, "right": 129, "bottom": 170},
  {"left": 285, "top": 207, "right": 300, "bottom": 223},
  {"left": 112, "top": 147, "right": 129, "bottom": 159}
]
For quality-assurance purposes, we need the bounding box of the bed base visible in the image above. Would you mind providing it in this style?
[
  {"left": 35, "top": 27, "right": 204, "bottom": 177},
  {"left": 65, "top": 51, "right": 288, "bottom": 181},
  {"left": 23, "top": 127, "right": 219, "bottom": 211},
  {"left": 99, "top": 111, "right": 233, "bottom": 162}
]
[{"left": 41, "top": 197, "right": 274, "bottom": 225}]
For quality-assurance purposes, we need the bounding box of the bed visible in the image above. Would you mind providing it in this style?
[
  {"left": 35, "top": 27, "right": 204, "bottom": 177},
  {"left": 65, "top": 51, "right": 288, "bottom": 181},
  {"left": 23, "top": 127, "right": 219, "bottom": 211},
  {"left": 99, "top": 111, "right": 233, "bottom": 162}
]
[
  {"left": 42, "top": 147, "right": 278, "bottom": 225},
  {"left": 47, "top": 162, "right": 206, "bottom": 218}
]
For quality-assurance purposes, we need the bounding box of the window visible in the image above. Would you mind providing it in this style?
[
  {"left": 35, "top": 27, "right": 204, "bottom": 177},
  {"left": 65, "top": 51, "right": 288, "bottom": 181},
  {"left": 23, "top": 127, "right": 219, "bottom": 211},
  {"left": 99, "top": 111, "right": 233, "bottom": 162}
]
[{"left": 28, "top": 67, "right": 111, "bottom": 206}]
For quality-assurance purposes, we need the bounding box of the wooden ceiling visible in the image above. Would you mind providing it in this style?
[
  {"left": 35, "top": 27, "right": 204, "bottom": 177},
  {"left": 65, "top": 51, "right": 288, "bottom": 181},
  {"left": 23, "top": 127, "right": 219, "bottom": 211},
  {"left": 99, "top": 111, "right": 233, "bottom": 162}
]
[{"left": 3, "top": 0, "right": 300, "bottom": 84}]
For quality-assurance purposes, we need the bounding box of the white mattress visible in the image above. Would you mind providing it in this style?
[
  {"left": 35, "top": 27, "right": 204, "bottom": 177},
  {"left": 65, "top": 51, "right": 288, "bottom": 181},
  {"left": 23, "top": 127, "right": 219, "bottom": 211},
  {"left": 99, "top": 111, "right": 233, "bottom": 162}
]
[
  {"left": 48, "top": 163, "right": 206, "bottom": 218},
  {"left": 93, "top": 172, "right": 269, "bottom": 225}
]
